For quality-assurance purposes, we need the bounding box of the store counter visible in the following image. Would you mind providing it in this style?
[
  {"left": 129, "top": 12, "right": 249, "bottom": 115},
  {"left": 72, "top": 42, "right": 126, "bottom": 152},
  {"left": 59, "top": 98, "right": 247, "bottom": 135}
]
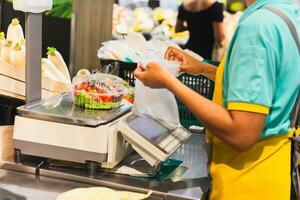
[{"left": 0, "top": 133, "right": 209, "bottom": 200}]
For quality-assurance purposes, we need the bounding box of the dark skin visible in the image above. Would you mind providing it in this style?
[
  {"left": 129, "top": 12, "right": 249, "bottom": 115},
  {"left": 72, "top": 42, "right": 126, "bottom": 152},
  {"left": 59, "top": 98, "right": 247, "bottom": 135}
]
[{"left": 135, "top": 44, "right": 266, "bottom": 152}]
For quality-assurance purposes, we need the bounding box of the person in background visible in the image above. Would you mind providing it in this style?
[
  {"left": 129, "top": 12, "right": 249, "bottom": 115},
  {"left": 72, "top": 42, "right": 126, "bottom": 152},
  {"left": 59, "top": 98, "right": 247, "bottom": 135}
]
[
  {"left": 175, "top": 0, "right": 225, "bottom": 60},
  {"left": 135, "top": 0, "right": 300, "bottom": 199}
]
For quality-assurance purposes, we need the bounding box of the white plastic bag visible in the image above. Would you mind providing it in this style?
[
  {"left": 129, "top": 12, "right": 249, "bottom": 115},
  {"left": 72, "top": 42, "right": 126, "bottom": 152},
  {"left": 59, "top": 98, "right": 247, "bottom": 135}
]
[{"left": 133, "top": 60, "right": 181, "bottom": 127}]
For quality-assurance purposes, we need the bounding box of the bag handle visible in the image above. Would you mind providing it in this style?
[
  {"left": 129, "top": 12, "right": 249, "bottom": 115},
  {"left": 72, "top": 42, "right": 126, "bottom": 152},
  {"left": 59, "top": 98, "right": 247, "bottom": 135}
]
[{"left": 265, "top": 6, "right": 300, "bottom": 128}]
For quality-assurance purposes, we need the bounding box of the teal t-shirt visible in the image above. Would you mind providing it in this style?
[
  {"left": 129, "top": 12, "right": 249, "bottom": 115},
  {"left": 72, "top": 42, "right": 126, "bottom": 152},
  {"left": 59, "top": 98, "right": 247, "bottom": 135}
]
[{"left": 223, "top": 0, "right": 300, "bottom": 139}]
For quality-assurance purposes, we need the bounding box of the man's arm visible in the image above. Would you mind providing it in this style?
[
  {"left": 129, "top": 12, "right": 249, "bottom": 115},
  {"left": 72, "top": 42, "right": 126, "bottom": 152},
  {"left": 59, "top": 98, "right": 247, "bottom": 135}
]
[{"left": 164, "top": 75, "right": 265, "bottom": 151}]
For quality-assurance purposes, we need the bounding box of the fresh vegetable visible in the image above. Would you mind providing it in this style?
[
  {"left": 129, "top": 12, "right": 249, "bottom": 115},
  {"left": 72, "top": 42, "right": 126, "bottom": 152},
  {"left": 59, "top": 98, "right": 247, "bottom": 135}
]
[
  {"left": 19, "top": 38, "right": 26, "bottom": 51},
  {"left": 123, "top": 93, "right": 134, "bottom": 104},
  {"left": 47, "top": 47, "right": 71, "bottom": 82},
  {"left": 73, "top": 73, "right": 125, "bottom": 110},
  {"left": 74, "top": 93, "right": 122, "bottom": 110},
  {"left": 123, "top": 81, "right": 134, "bottom": 104},
  {"left": 7, "top": 18, "right": 24, "bottom": 43},
  {"left": 41, "top": 65, "right": 59, "bottom": 82},
  {"left": 42, "top": 58, "right": 70, "bottom": 84},
  {"left": 0, "top": 40, "right": 12, "bottom": 63},
  {"left": 0, "top": 32, "right": 6, "bottom": 57},
  {"left": 10, "top": 42, "right": 25, "bottom": 69}
]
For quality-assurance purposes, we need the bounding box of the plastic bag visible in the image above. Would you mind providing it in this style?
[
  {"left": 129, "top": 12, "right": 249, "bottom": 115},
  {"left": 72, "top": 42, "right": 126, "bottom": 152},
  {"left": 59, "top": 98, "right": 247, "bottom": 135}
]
[
  {"left": 133, "top": 57, "right": 181, "bottom": 127},
  {"left": 97, "top": 40, "right": 140, "bottom": 63}
]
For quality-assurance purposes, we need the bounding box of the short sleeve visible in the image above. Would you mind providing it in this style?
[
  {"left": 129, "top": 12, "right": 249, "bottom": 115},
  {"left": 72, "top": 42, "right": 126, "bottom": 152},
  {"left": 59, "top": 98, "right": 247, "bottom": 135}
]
[
  {"left": 225, "top": 24, "right": 276, "bottom": 115},
  {"left": 212, "top": 3, "right": 224, "bottom": 22},
  {"left": 177, "top": 4, "right": 186, "bottom": 20}
]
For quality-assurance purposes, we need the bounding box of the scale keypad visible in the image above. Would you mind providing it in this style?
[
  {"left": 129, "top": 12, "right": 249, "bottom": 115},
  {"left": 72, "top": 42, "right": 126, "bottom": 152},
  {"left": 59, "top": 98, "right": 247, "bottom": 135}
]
[{"left": 158, "top": 128, "right": 190, "bottom": 153}]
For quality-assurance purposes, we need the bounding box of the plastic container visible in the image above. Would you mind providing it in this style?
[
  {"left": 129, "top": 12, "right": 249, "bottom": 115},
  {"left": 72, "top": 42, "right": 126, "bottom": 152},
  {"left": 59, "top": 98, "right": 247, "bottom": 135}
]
[
  {"left": 72, "top": 73, "right": 126, "bottom": 110},
  {"left": 177, "top": 74, "right": 215, "bottom": 128},
  {"left": 100, "top": 59, "right": 137, "bottom": 86}
]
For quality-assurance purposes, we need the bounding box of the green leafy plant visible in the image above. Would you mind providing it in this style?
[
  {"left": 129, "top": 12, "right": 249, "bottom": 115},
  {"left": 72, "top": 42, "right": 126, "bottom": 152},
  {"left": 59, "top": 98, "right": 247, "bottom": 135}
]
[{"left": 45, "top": 0, "right": 72, "bottom": 19}]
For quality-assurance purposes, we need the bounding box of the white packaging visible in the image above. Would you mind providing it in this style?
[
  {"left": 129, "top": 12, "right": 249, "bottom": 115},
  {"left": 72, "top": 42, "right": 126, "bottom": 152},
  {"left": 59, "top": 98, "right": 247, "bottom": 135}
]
[
  {"left": 133, "top": 57, "right": 181, "bottom": 127},
  {"left": 13, "top": 0, "right": 52, "bottom": 13}
]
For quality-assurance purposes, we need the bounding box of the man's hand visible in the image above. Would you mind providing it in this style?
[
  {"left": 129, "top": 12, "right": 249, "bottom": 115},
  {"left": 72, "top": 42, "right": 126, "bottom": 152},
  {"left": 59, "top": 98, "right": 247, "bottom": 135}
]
[
  {"left": 165, "top": 47, "right": 203, "bottom": 75},
  {"left": 134, "top": 62, "right": 173, "bottom": 89}
]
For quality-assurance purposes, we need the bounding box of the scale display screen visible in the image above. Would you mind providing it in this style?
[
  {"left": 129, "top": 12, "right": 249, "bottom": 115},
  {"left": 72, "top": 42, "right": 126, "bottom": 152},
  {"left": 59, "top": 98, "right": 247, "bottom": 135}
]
[{"left": 127, "top": 116, "right": 170, "bottom": 142}]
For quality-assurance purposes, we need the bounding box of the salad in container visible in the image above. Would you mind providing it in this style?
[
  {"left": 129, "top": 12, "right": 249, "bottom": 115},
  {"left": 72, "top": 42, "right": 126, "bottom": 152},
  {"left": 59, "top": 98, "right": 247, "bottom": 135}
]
[{"left": 73, "top": 70, "right": 126, "bottom": 109}]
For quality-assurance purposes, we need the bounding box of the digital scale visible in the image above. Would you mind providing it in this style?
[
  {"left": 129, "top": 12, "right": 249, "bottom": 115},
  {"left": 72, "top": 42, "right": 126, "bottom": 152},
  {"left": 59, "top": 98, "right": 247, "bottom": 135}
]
[{"left": 13, "top": 93, "right": 191, "bottom": 173}]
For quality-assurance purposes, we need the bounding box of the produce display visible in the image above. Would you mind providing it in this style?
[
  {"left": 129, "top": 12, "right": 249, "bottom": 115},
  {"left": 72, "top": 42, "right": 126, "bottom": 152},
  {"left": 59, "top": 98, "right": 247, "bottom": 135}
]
[
  {"left": 113, "top": 4, "right": 128, "bottom": 34},
  {"left": 112, "top": 5, "right": 189, "bottom": 44},
  {"left": 73, "top": 72, "right": 126, "bottom": 110},
  {"left": 0, "top": 19, "right": 25, "bottom": 67},
  {"left": 0, "top": 18, "right": 72, "bottom": 85}
]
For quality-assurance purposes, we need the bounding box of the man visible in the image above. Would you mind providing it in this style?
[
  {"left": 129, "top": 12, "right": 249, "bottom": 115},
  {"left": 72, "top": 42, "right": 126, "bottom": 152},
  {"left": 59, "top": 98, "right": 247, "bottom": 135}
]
[{"left": 135, "top": 0, "right": 300, "bottom": 199}]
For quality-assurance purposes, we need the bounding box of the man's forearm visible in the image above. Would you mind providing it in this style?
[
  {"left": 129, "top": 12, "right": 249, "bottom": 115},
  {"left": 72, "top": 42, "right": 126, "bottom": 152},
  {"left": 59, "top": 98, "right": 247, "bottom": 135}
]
[
  {"left": 164, "top": 75, "right": 262, "bottom": 150},
  {"left": 165, "top": 76, "right": 234, "bottom": 138},
  {"left": 200, "top": 62, "right": 217, "bottom": 80}
]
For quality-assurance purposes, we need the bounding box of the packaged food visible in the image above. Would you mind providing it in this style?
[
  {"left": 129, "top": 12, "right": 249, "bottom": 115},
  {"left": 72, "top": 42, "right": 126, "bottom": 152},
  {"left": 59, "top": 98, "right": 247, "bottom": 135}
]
[
  {"left": 123, "top": 81, "right": 134, "bottom": 104},
  {"left": 73, "top": 72, "right": 125, "bottom": 110}
]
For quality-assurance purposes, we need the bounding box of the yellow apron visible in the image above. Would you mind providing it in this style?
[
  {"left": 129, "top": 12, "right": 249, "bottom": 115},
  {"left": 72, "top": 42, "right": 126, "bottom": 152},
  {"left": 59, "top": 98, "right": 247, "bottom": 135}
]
[{"left": 207, "top": 57, "right": 292, "bottom": 200}]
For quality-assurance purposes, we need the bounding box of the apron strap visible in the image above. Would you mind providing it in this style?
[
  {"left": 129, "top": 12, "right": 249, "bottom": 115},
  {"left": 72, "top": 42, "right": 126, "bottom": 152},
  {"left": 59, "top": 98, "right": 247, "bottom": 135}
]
[
  {"left": 265, "top": 6, "right": 300, "bottom": 54},
  {"left": 265, "top": 6, "right": 300, "bottom": 199},
  {"left": 265, "top": 6, "right": 300, "bottom": 128}
]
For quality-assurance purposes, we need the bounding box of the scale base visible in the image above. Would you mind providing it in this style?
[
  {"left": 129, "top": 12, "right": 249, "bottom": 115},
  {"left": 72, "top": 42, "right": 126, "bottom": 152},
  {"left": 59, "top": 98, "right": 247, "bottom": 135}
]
[{"left": 14, "top": 148, "right": 101, "bottom": 176}]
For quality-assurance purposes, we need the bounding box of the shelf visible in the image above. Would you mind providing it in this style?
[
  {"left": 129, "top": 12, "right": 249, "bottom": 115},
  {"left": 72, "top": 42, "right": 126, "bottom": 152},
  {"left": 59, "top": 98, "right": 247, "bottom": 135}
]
[{"left": 0, "top": 60, "right": 70, "bottom": 100}]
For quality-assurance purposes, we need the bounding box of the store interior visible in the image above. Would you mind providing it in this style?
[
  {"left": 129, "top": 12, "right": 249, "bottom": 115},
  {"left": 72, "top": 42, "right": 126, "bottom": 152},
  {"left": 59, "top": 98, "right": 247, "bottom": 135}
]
[{"left": 0, "top": 0, "right": 298, "bottom": 200}]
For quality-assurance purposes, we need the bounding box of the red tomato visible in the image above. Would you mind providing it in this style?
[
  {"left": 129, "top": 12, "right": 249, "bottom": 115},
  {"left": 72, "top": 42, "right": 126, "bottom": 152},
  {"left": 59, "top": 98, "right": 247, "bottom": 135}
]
[
  {"left": 87, "top": 87, "right": 94, "bottom": 93},
  {"left": 79, "top": 82, "right": 88, "bottom": 90},
  {"left": 124, "top": 96, "right": 134, "bottom": 104},
  {"left": 101, "top": 96, "right": 112, "bottom": 102}
]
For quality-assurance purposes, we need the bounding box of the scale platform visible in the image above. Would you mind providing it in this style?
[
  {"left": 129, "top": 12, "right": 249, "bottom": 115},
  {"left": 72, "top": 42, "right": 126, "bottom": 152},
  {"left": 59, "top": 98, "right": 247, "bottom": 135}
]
[
  {"left": 13, "top": 92, "right": 133, "bottom": 169},
  {"left": 16, "top": 92, "right": 132, "bottom": 127}
]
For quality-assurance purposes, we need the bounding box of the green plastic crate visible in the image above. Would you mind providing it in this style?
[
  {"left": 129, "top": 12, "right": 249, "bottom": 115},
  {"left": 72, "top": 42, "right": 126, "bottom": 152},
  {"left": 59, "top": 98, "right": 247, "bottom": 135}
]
[
  {"left": 100, "top": 59, "right": 219, "bottom": 128},
  {"left": 176, "top": 73, "right": 215, "bottom": 128}
]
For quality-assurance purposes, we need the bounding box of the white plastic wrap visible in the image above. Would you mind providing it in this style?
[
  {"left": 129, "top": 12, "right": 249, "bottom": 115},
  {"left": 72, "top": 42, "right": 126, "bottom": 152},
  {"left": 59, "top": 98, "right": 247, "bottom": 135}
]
[{"left": 133, "top": 47, "right": 181, "bottom": 127}]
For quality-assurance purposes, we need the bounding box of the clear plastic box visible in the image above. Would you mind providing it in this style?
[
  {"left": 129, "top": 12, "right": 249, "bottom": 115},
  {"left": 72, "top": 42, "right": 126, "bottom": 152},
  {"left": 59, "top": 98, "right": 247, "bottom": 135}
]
[{"left": 72, "top": 73, "right": 126, "bottom": 110}]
